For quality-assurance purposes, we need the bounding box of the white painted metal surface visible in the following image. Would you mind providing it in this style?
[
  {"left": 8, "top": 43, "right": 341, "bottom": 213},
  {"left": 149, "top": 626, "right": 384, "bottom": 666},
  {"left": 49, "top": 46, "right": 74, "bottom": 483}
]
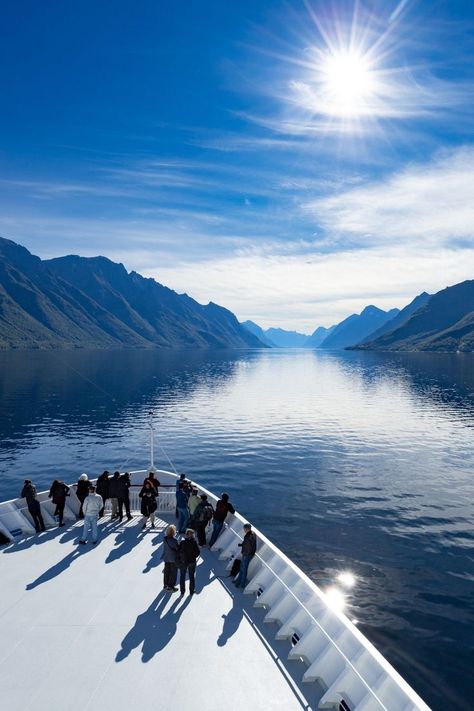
[{"left": 0, "top": 469, "right": 431, "bottom": 711}]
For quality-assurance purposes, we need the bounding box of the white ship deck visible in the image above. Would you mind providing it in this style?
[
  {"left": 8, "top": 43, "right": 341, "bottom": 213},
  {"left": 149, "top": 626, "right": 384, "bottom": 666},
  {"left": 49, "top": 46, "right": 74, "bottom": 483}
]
[
  {"left": 0, "top": 470, "right": 431, "bottom": 711},
  {"left": 1, "top": 514, "right": 318, "bottom": 711}
]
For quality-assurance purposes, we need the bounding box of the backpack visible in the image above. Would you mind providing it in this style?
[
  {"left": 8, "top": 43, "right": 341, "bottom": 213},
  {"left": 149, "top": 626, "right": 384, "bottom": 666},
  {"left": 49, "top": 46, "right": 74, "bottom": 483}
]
[
  {"left": 199, "top": 503, "right": 213, "bottom": 523},
  {"left": 230, "top": 558, "right": 241, "bottom": 577},
  {"left": 215, "top": 500, "right": 227, "bottom": 517}
]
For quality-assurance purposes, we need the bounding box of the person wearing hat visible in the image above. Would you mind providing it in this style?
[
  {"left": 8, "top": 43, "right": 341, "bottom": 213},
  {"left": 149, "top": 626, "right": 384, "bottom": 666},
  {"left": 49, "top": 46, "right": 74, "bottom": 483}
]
[
  {"left": 76, "top": 473, "right": 89, "bottom": 519},
  {"left": 234, "top": 523, "right": 257, "bottom": 589},
  {"left": 79, "top": 484, "right": 102, "bottom": 545}
]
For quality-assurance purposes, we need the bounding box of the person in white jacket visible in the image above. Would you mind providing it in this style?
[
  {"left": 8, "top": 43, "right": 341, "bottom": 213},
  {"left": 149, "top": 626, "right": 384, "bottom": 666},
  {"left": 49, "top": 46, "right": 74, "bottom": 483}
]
[{"left": 79, "top": 484, "right": 102, "bottom": 545}]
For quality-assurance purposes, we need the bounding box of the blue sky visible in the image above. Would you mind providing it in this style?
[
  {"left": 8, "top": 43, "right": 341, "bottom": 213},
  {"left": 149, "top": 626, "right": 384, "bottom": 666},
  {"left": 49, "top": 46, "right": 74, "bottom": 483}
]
[{"left": 1, "top": 0, "right": 474, "bottom": 331}]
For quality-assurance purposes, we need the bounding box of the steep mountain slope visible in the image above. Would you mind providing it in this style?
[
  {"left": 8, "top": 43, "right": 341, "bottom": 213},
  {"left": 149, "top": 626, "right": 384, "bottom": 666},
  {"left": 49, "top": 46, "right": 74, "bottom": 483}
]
[
  {"left": 355, "top": 292, "right": 431, "bottom": 346},
  {"left": 304, "top": 325, "right": 336, "bottom": 348},
  {"left": 357, "top": 281, "right": 474, "bottom": 352},
  {"left": 241, "top": 320, "right": 276, "bottom": 347},
  {"left": 0, "top": 238, "right": 148, "bottom": 349},
  {"left": 264, "top": 327, "right": 309, "bottom": 347},
  {"left": 319, "top": 305, "right": 400, "bottom": 350},
  {"left": 0, "top": 237, "right": 265, "bottom": 349}
]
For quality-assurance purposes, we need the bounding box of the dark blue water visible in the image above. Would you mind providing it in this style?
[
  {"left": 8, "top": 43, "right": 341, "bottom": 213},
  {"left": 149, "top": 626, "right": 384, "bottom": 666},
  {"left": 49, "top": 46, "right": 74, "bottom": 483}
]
[{"left": 1, "top": 348, "right": 473, "bottom": 710}]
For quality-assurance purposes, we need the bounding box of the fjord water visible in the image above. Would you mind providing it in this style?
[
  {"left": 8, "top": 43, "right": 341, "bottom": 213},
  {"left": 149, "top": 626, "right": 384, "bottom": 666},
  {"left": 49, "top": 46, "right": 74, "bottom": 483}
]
[{"left": 1, "top": 349, "right": 473, "bottom": 709}]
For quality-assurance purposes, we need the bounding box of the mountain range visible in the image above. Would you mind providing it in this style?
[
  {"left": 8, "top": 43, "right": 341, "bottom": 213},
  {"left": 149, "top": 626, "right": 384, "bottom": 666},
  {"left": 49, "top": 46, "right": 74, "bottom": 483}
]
[
  {"left": 0, "top": 237, "right": 265, "bottom": 350},
  {"left": 1, "top": 236, "right": 473, "bottom": 352},
  {"left": 355, "top": 281, "right": 474, "bottom": 352},
  {"left": 241, "top": 283, "right": 474, "bottom": 353}
]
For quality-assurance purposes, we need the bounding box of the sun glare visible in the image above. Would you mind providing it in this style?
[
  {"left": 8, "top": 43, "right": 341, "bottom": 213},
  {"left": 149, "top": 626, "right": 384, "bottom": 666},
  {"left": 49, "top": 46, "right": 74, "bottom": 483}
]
[{"left": 321, "top": 51, "right": 376, "bottom": 117}]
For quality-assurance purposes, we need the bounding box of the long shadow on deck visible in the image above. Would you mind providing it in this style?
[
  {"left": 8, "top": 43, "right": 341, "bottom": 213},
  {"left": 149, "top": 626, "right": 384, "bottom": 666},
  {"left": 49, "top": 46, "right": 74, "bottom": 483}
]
[
  {"left": 116, "top": 591, "right": 192, "bottom": 663},
  {"left": 25, "top": 547, "right": 91, "bottom": 589}
]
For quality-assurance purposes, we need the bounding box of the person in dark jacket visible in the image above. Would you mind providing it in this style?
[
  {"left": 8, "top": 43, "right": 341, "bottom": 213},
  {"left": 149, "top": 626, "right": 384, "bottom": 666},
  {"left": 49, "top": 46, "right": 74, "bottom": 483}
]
[
  {"left": 108, "top": 471, "right": 122, "bottom": 520},
  {"left": 76, "top": 474, "right": 89, "bottom": 519},
  {"left": 48, "top": 479, "right": 69, "bottom": 526},
  {"left": 193, "top": 494, "right": 214, "bottom": 546},
  {"left": 161, "top": 524, "right": 179, "bottom": 592},
  {"left": 118, "top": 472, "right": 133, "bottom": 521},
  {"left": 178, "top": 528, "right": 200, "bottom": 596},
  {"left": 21, "top": 480, "right": 45, "bottom": 533},
  {"left": 96, "top": 470, "right": 109, "bottom": 517},
  {"left": 139, "top": 479, "right": 157, "bottom": 529},
  {"left": 176, "top": 483, "right": 190, "bottom": 534},
  {"left": 143, "top": 471, "right": 160, "bottom": 493},
  {"left": 234, "top": 523, "right": 257, "bottom": 589},
  {"left": 208, "top": 492, "right": 235, "bottom": 548}
]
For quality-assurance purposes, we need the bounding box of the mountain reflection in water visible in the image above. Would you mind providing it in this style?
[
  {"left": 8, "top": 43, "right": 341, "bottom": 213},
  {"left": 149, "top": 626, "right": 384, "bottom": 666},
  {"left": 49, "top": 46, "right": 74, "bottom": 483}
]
[{"left": 0, "top": 348, "right": 473, "bottom": 710}]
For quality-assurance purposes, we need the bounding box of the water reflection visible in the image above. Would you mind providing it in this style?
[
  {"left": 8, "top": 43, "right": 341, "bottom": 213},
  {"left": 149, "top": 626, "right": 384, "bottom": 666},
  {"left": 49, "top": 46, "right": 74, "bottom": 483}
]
[{"left": 0, "top": 348, "right": 473, "bottom": 709}]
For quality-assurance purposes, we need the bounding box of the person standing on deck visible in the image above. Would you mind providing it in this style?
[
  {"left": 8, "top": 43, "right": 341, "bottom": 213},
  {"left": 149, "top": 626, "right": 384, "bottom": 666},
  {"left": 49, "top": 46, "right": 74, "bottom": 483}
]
[
  {"left": 209, "top": 493, "right": 235, "bottom": 549},
  {"left": 96, "top": 470, "right": 109, "bottom": 518},
  {"left": 118, "top": 472, "right": 133, "bottom": 521},
  {"left": 79, "top": 484, "right": 102, "bottom": 545},
  {"left": 48, "top": 479, "right": 69, "bottom": 527},
  {"left": 234, "top": 523, "right": 257, "bottom": 589},
  {"left": 108, "top": 471, "right": 121, "bottom": 520},
  {"left": 143, "top": 471, "right": 160, "bottom": 493},
  {"left": 176, "top": 482, "right": 190, "bottom": 534},
  {"left": 21, "top": 480, "right": 45, "bottom": 533},
  {"left": 175, "top": 473, "right": 187, "bottom": 491},
  {"left": 139, "top": 479, "right": 157, "bottom": 529},
  {"left": 161, "top": 524, "right": 179, "bottom": 592},
  {"left": 76, "top": 474, "right": 89, "bottom": 519},
  {"left": 187, "top": 487, "right": 201, "bottom": 528},
  {"left": 193, "top": 494, "right": 214, "bottom": 547},
  {"left": 178, "top": 528, "right": 200, "bottom": 596}
]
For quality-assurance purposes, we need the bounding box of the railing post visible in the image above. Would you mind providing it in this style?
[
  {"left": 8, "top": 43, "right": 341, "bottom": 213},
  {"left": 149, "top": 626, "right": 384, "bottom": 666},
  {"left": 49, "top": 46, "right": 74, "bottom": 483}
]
[{"left": 148, "top": 412, "right": 155, "bottom": 471}]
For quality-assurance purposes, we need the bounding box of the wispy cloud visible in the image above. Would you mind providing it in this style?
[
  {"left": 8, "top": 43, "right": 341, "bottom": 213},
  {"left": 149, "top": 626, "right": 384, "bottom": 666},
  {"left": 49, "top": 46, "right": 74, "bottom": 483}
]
[{"left": 304, "top": 146, "right": 474, "bottom": 247}]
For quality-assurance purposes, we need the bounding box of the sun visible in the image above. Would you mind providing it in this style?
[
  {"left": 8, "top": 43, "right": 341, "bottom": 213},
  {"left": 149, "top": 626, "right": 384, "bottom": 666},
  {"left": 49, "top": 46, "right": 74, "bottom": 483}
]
[{"left": 320, "top": 50, "right": 376, "bottom": 117}]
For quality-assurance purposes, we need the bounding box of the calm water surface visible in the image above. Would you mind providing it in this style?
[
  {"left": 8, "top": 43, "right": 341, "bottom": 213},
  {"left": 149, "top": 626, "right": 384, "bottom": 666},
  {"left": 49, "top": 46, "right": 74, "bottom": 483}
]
[{"left": 1, "top": 348, "right": 473, "bottom": 710}]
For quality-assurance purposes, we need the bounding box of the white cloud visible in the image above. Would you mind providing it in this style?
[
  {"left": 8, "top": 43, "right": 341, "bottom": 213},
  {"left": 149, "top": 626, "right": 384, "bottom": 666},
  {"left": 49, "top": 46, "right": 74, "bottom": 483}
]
[
  {"left": 150, "top": 246, "right": 474, "bottom": 332},
  {"left": 305, "top": 146, "right": 474, "bottom": 247}
]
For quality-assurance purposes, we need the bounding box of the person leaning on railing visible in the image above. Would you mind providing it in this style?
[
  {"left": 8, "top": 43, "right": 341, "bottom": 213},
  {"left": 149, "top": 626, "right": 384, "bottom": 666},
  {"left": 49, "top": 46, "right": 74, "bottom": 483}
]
[
  {"left": 48, "top": 479, "right": 69, "bottom": 527},
  {"left": 233, "top": 523, "right": 257, "bottom": 589},
  {"left": 208, "top": 493, "right": 235, "bottom": 549},
  {"left": 20, "top": 480, "right": 45, "bottom": 533},
  {"left": 96, "top": 470, "right": 109, "bottom": 518},
  {"left": 76, "top": 474, "right": 89, "bottom": 519}
]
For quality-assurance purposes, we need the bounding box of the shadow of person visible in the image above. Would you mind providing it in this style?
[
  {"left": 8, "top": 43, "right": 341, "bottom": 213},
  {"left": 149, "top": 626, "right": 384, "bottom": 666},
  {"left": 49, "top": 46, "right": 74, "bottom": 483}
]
[
  {"left": 115, "top": 592, "right": 192, "bottom": 663},
  {"left": 142, "top": 541, "right": 164, "bottom": 574},
  {"left": 4, "top": 528, "right": 63, "bottom": 553},
  {"left": 217, "top": 592, "right": 244, "bottom": 646},
  {"left": 106, "top": 526, "right": 147, "bottom": 564},
  {"left": 25, "top": 547, "right": 88, "bottom": 589}
]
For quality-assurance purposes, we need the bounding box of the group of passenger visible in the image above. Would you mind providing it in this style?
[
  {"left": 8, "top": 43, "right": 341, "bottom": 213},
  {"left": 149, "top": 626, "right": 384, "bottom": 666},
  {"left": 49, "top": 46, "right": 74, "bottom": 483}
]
[{"left": 19, "top": 470, "right": 257, "bottom": 594}]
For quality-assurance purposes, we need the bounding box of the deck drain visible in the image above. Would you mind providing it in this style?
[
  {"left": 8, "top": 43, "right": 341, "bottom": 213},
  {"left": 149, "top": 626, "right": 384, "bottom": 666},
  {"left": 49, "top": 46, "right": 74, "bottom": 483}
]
[
  {"left": 291, "top": 633, "right": 300, "bottom": 646},
  {"left": 339, "top": 701, "right": 352, "bottom": 711}
]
